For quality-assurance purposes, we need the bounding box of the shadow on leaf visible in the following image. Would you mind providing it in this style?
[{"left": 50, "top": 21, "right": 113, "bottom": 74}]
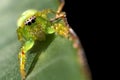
[{"left": 26, "top": 34, "right": 55, "bottom": 77}]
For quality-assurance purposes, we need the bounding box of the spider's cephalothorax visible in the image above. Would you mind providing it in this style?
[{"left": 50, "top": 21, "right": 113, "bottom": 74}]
[{"left": 17, "top": 9, "right": 56, "bottom": 42}]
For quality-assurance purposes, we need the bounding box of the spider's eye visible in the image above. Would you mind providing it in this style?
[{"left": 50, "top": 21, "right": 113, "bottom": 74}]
[
  {"left": 25, "top": 16, "right": 36, "bottom": 25},
  {"left": 31, "top": 19, "right": 35, "bottom": 23},
  {"left": 27, "top": 22, "right": 31, "bottom": 25}
]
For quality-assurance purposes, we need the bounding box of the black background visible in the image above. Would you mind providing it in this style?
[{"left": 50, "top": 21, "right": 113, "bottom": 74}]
[{"left": 63, "top": 0, "right": 97, "bottom": 80}]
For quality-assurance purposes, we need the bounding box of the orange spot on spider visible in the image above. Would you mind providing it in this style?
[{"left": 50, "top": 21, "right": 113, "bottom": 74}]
[
  {"left": 22, "top": 51, "right": 24, "bottom": 55},
  {"left": 22, "top": 62, "right": 24, "bottom": 65}
]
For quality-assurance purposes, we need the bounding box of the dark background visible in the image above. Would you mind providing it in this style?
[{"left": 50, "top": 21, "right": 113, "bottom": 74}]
[{"left": 63, "top": 0, "right": 97, "bottom": 80}]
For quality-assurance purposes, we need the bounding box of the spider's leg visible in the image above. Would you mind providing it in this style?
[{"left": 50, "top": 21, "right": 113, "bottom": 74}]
[{"left": 18, "top": 39, "right": 34, "bottom": 80}]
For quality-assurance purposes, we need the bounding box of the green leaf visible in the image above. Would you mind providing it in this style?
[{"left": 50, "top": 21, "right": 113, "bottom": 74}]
[{"left": 0, "top": 0, "right": 91, "bottom": 80}]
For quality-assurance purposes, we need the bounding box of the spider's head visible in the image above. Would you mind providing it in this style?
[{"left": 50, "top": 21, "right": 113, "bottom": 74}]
[{"left": 17, "top": 9, "right": 37, "bottom": 28}]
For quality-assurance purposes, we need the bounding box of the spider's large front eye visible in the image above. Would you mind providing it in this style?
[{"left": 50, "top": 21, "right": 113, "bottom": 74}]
[
  {"left": 31, "top": 19, "right": 35, "bottom": 23},
  {"left": 27, "top": 22, "right": 31, "bottom": 25},
  {"left": 25, "top": 16, "right": 36, "bottom": 26}
]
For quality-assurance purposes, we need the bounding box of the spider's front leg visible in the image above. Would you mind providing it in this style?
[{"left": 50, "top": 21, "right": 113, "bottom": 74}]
[{"left": 18, "top": 39, "right": 34, "bottom": 80}]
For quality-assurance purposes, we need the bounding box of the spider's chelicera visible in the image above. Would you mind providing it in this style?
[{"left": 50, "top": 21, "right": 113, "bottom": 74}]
[{"left": 25, "top": 16, "right": 36, "bottom": 25}]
